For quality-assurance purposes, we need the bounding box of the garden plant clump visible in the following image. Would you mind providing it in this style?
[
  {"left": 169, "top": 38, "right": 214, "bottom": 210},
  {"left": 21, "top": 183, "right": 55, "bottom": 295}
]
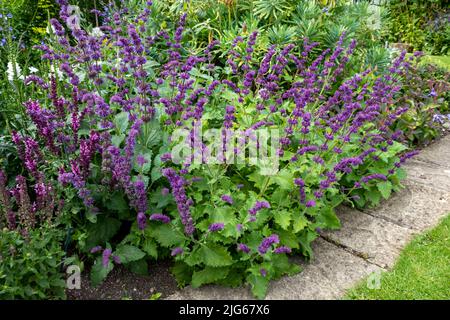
[{"left": 0, "top": 1, "right": 425, "bottom": 299}]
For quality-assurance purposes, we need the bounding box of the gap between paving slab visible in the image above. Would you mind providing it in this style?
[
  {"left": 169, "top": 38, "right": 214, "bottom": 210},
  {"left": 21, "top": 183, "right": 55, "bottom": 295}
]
[{"left": 165, "top": 135, "right": 450, "bottom": 300}]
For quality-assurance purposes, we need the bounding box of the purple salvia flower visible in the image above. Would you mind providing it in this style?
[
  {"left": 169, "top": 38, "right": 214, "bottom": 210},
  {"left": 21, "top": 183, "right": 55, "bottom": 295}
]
[
  {"left": 237, "top": 243, "right": 250, "bottom": 254},
  {"left": 258, "top": 234, "right": 280, "bottom": 255},
  {"left": 221, "top": 194, "right": 233, "bottom": 204},
  {"left": 274, "top": 246, "right": 292, "bottom": 254},
  {"left": 171, "top": 247, "right": 184, "bottom": 256},
  {"left": 102, "top": 249, "right": 112, "bottom": 267},
  {"left": 208, "top": 222, "right": 225, "bottom": 232},
  {"left": 149, "top": 213, "right": 171, "bottom": 224}
]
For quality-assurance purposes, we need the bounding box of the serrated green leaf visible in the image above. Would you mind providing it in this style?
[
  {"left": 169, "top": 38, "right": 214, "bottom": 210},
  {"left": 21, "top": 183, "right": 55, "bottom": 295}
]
[
  {"left": 246, "top": 274, "right": 269, "bottom": 299},
  {"left": 90, "top": 257, "right": 113, "bottom": 287},
  {"left": 292, "top": 215, "right": 308, "bottom": 233},
  {"left": 200, "top": 244, "right": 233, "bottom": 267},
  {"left": 316, "top": 207, "right": 341, "bottom": 230},
  {"left": 366, "top": 189, "right": 381, "bottom": 206},
  {"left": 274, "top": 210, "right": 291, "bottom": 230},
  {"left": 191, "top": 267, "right": 229, "bottom": 288},
  {"left": 377, "top": 181, "right": 392, "bottom": 199},
  {"left": 272, "top": 169, "right": 295, "bottom": 190},
  {"left": 125, "top": 258, "right": 148, "bottom": 276},
  {"left": 142, "top": 239, "right": 158, "bottom": 259},
  {"left": 114, "top": 245, "right": 145, "bottom": 264},
  {"left": 150, "top": 224, "right": 185, "bottom": 247},
  {"left": 85, "top": 216, "right": 121, "bottom": 250},
  {"left": 171, "top": 261, "right": 193, "bottom": 287}
]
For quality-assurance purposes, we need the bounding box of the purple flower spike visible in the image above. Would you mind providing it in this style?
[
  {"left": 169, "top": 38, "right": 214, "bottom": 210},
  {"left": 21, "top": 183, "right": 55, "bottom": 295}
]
[
  {"left": 237, "top": 243, "right": 250, "bottom": 254},
  {"left": 221, "top": 194, "right": 233, "bottom": 204},
  {"left": 260, "top": 268, "right": 268, "bottom": 277},
  {"left": 137, "top": 212, "right": 147, "bottom": 230},
  {"left": 149, "top": 213, "right": 171, "bottom": 224},
  {"left": 90, "top": 246, "right": 103, "bottom": 254},
  {"left": 274, "top": 246, "right": 292, "bottom": 254},
  {"left": 248, "top": 200, "right": 270, "bottom": 215},
  {"left": 208, "top": 222, "right": 225, "bottom": 232},
  {"left": 258, "top": 234, "right": 280, "bottom": 255},
  {"left": 306, "top": 200, "right": 316, "bottom": 208},
  {"left": 171, "top": 247, "right": 184, "bottom": 256},
  {"left": 102, "top": 249, "right": 112, "bottom": 267}
]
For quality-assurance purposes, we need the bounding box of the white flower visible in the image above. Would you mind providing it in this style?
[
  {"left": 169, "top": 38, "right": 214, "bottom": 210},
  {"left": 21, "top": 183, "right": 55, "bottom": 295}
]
[
  {"left": 66, "top": 5, "right": 81, "bottom": 30},
  {"left": 49, "top": 64, "right": 64, "bottom": 79},
  {"left": 90, "top": 27, "right": 104, "bottom": 38},
  {"left": 6, "top": 61, "right": 24, "bottom": 81},
  {"left": 29, "top": 66, "right": 39, "bottom": 74}
]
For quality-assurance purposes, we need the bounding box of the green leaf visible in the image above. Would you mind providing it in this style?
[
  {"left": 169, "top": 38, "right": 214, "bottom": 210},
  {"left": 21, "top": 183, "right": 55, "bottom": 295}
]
[
  {"left": 377, "top": 181, "right": 393, "bottom": 200},
  {"left": 114, "top": 245, "right": 145, "bottom": 264},
  {"left": 273, "top": 210, "right": 291, "bottom": 230},
  {"left": 149, "top": 224, "right": 185, "bottom": 247},
  {"left": 292, "top": 216, "right": 308, "bottom": 233},
  {"left": 142, "top": 239, "right": 158, "bottom": 259},
  {"left": 90, "top": 257, "right": 113, "bottom": 286},
  {"left": 316, "top": 207, "right": 341, "bottom": 230},
  {"left": 366, "top": 189, "right": 381, "bottom": 206},
  {"left": 200, "top": 244, "right": 233, "bottom": 267},
  {"left": 298, "top": 229, "right": 318, "bottom": 259},
  {"left": 125, "top": 259, "right": 148, "bottom": 276},
  {"left": 246, "top": 274, "right": 269, "bottom": 300},
  {"left": 85, "top": 216, "right": 121, "bottom": 250},
  {"left": 191, "top": 267, "right": 229, "bottom": 288},
  {"left": 114, "top": 112, "right": 129, "bottom": 134},
  {"left": 111, "top": 134, "right": 125, "bottom": 147},
  {"left": 171, "top": 261, "right": 193, "bottom": 287},
  {"left": 272, "top": 169, "right": 295, "bottom": 190}
]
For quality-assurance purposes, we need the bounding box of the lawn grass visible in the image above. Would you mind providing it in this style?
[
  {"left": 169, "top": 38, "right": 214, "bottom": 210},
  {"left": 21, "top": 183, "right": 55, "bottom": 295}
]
[{"left": 345, "top": 214, "right": 450, "bottom": 300}]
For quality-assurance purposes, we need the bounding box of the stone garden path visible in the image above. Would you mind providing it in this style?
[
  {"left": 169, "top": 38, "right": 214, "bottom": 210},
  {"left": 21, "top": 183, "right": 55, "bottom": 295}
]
[{"left": 166, "top": 135, "right": 450, "bottom": 300}]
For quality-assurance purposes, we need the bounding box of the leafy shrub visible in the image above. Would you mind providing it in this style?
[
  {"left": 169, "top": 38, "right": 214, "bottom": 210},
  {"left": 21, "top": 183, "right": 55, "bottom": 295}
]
[
  {"left": 382, "top": 0, "right": 449, "bottom": 55},
  {"left": 3, "top": 1, "right": 418, "bottom": 299},
  {"left": 0, "top": 170, "right": 66, "bottom": 299},
  {"left": 393, "top": 55, "right": 450, "bottom": 146}
]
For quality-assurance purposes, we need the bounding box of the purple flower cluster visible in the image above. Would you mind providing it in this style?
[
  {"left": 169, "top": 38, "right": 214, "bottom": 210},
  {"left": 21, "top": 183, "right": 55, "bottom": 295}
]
[
  {"left": 162, "top": 168, "right": 195, "bottom": 235},
  {"left": 258, "top": 234, "right": 280, "bottom": 255},
  {"left": 208, "top": 223, "right": 225, "bottom": 232},
  {"left": 248, "top": 200, "right": 270, "bottom": 216}
]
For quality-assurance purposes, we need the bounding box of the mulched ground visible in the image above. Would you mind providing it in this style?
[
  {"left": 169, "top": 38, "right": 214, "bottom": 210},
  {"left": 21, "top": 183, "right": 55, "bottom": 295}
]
[{"left": 66, "top": 260, "right": 179, "bottom": 300}]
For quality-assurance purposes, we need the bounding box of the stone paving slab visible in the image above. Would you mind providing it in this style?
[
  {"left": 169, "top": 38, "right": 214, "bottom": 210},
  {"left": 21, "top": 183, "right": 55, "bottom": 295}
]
[
  {"left": 166, "top": 239, "right": 381, "bottom": 300},
  {"left": 415, "top": 135, "right": 450, "bottom": 168},
  {"left": 402, "top": 159, "right": 450, "bottom": 192},
  {"left": 364, "top": 180, "right": 450, "bottom": 231},
  {"left": 321, "top": 208, "right": 415, "bottom": 268}
]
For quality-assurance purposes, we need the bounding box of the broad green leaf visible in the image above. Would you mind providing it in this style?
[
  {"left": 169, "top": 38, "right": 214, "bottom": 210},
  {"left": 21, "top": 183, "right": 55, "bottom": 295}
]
[
  {"left": 200, "top": 244, "right": 233, "bottom": 267},
  {"left": 191, "top": 267, "right": 229, "bottom": 288},
  {"left": 292, "top": 216, "right": 309, "bottom": 233},
  {"left": 125, "top": 259, "right": 148, "bottom": 276},
  {"left": 377, "top": 181, "right": 392, "bottom": 200},
  {"left": 273, "top": 210, "right": 291, "bottom": 230},
  {"left": 85, "top": 216, "right": 121, "bottom": 250},
  {"left": 246, "top": 274, "right": 269, "bottom": 300},
  {"left": 272, "top": 169, "right": 295, "bottom": 190},
  {"left": 114, "top": 245, "right": 145, "bottom": 264},
  {"left": 142, "top": 239, "right": 158, "bottom": 259},
  {"left": 366, "top": 189, "right": 381, "bottom": 206},
  {"left": 316, "top": 207, "right": 341, "bottom": 230},
  {"left": 171, "top": 261, "right": 193, "bottom": 287},
  {"left": 114, "top": 112, "right": 129, "bottom": 134},
  {"left": 90, "top": 257, "right": 113, "bottom": 286},
  {"left": 150, "top": 224, "right": 185, "bottom": 247}
]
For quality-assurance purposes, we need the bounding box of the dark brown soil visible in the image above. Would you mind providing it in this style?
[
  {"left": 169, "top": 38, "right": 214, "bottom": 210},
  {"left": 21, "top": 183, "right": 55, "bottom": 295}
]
[{"left": 66, "top": 260, "right": 179, "bottom": 300}]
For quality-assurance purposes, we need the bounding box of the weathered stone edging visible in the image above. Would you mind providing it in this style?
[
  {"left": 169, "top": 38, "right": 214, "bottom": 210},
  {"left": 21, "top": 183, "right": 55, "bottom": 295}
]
[{"left": 166, "top": 135, "right": 450, "bottom": 300}]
